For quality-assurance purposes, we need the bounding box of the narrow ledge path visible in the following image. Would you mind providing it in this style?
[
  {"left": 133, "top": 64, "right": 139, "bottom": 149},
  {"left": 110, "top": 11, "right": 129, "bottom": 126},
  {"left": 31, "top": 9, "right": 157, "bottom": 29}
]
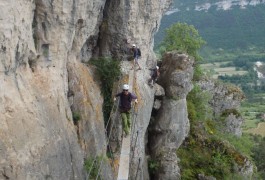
[{"left": 117, "top": 67, "right": 135, "bottom": 180}]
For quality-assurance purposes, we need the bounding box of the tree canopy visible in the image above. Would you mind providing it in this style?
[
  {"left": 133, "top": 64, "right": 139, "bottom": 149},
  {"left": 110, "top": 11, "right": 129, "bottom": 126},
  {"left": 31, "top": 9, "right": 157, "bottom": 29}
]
[{"left": 159, "top": 22, "right": 206, "bottom": 61}]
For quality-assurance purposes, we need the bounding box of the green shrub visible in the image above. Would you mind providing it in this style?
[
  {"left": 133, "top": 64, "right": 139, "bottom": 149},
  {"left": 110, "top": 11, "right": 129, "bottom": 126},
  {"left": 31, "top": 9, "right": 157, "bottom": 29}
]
[
  {"left": 187, "top": 101, "right": 196, "bottom": 122},
  {"left": 84, "top": 155, "right": 106, "bottom": 179},
  {"left": 252, "top": 136, "right": 265, "bottom": 179},
  {"left": 221, "top": 109, "right": 241, "bottom": 119},
  {"left": 89, "top": 57, "right": 121, "bottom": 124},
  {"left": 179, "top": 84, "right": 254, "bottom": 179},
  {"left": 221, "top": 133, "right": 254, "bottom": 158},
  {"left": 148, "top": 158, "right": 160, "bottom": 177},
  {"left": 159, "top": 22, "right": 206, "bottom": 61},
  {"left": 187, "top": 85, "right": 212, "bottom": 122},
  {"left": 72, "top": 112, "right": 81, "bottom": 125},
  {"left": 177, "top": 134, "right": 248, "bottom": 180}
]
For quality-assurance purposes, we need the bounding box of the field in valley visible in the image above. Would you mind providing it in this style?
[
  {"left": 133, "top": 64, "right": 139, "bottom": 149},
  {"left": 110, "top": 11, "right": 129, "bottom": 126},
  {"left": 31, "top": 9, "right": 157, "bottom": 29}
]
[
  {"left": 201, "top": 62, "right": 248, "bottom": 79},
  {"left": 241, "top": 94, "right": 265, "bottom": 136},
  {"left": 201, "top": 62, "right": 265, "bottom": 137}
]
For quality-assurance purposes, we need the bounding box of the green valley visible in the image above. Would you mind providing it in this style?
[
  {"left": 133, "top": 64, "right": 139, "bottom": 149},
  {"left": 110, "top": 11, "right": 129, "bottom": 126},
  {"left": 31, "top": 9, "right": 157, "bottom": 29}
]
[
  {"left": 155, "top": 1, "right": 265, "bottom": 178},
  {"left": 155, "top": 1, "right": 265, "bottom": 134}
]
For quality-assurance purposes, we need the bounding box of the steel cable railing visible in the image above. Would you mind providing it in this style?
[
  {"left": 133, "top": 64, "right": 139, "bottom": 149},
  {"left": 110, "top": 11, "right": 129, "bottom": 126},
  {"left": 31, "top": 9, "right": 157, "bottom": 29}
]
[{"left": 94, "top": 49, "right": 135, "bottom": 179}]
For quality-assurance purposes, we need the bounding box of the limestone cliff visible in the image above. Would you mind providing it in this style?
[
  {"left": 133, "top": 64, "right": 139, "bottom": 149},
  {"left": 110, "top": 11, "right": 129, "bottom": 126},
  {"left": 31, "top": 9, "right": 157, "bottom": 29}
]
[
  {"left": 0, "top": 0, "right": 172, "bottom": 179},
  {"left": 148, "top": 52, "right": 194, "bottom": 179},
  {"left": 199, "top": 79, "right": 245, "bottom": 136}
]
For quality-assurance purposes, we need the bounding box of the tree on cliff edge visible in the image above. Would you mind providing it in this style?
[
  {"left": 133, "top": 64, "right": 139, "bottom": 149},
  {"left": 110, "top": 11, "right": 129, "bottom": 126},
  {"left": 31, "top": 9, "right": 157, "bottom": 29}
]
[{"left": 159, "top": 22, "right": 206, "bottom": 61}]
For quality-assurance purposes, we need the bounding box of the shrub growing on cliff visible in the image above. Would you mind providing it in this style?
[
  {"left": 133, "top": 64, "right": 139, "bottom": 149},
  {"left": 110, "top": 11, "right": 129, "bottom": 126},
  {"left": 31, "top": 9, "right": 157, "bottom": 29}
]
[
  {"left": 221, "top": 109, "right": 241, "bottom": 119},
  {"left": 72, "top": 112, "right": 81, "bottom": 125},
  {"left": 148, "top": 158, "right": 160, "bottom": 178},
  {"left": 159, "top": 22, "right": 206, "bottom": 61},
  {"left": 252, "top": 136, "right": 265, "bottom": 179},
  {"left": 187, "top": 85, "right": 212, "bottom": 122},
  {"left": 90, "top": 57, "right": 121, "bottom": 124},
  {"left": 177, "top": 131, "right": 250, "bottom": 179},
  {"left": 84, "top": 155, "right": 106, "bottom": 179},
  {"left": 159, "top": 23, "right": 206, "bottom": 80},
  {"left": 181, "top": 83, "right": 256, "bottom": 179}
]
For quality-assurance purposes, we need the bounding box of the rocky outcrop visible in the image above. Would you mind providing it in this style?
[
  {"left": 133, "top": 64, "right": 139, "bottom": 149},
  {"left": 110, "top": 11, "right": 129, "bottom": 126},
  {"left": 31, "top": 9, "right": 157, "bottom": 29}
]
[
  {"left": 148, "top": 52, "right": 194, "bottom": 179},
  {"left": 0, "top": 0, "right": 172, "bottom": 179},
  {"left": 224, "top": 114, "right": 244, "bottom": 136},
  {"left": 199, "top": 79, "right": 245, "bottom": 136}
]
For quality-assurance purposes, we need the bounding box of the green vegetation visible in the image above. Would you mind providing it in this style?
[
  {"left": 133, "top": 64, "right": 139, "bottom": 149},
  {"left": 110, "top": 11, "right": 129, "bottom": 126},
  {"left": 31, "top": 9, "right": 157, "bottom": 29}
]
[
  {"left": 187, "top": 85, "right": 212, "bottom": 122},
  {"left": 241, "top": 99, "right": 265, "bottom": 131},
  {"left": 72, "top": 112, "right": 81, "bottom": 125},
  {"left": 180, "top": 85, "right": 255, "bottom": 179},
  {"left": 158, "top": 22, "right": 206, "bottom": 80},
  {"left": 84, "top": 155, "right": 106, "bottom": 179},
  {"left": 252, "top": 136, "right": 265, "bottom": 179},
  {"left": 89, "top": 57, "right": 121, "bottom": 124},
  {"left": 178, "top": 117, "right": 252, "bottom": 179},
  {"left": 148, "top": 158, "right": 160, "bottom": 178},
  {"left": 219, "top": 133, "right": 255, "bottom": 157},
  {"left": 221, "top": 109, "right": 241, "bottom": 119},
  {"left": 159, "top": 22, "right": 206, "bottom": 61},
  {"left": 156, "top": 4, "right": 265, "bottom": 59},
  {"left": 156, "top": 2, "right": 265, "bottom": 102},
  {"left": 155, "top": 12, "right": 265, "bottom": 178}
]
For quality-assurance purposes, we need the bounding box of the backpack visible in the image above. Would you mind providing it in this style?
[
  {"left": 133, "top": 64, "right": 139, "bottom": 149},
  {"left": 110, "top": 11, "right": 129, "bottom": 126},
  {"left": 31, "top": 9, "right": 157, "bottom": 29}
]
[{"left": 137, "top": 48, "right": 141, "bottom": 56}]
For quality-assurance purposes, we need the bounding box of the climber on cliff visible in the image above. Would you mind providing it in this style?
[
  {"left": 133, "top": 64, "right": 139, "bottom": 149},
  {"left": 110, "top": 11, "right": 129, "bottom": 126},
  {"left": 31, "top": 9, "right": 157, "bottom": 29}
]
[
  {"left": 114, "top": 84, "right": 138, "bottom": 137},
  {"left": 131, "top": 44, "right": 141, "bottom": 70},
  {"left": 148, "top": 66, "right": 160, "bottom": 87}
]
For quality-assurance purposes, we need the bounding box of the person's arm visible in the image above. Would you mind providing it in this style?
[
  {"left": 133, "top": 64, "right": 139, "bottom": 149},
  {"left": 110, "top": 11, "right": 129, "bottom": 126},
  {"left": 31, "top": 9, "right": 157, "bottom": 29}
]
[
  {"left": 133, "top": 49, "right": 137, "bottom": 58},
  {"left": 114, "top": 93, "right": 122, "bottom": 101},
  {"left": 115, "top": 93, "right": 122, "bottom": 97},
  {"left": 130, "top": 93, "right": 138, "bottom": 103}
]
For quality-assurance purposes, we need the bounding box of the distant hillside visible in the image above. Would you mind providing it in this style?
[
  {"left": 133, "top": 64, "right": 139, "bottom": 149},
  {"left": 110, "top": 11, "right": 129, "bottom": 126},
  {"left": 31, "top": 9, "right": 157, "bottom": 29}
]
[{"left": 155, "top": 1, "right": 265, "bottom": 60}]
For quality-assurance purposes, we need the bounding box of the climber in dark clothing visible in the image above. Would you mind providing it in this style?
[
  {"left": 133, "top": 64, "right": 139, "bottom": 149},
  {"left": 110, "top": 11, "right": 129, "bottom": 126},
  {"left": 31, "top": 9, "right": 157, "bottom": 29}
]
[
  {"left": 114, "top": 84, "right": 138, "bottom": 136},
  {"left": 148, "top": 66, "right": 160, "bottom": 87},
  {"left": 131, "top": 44, "right": 141, "bottom": 70}
]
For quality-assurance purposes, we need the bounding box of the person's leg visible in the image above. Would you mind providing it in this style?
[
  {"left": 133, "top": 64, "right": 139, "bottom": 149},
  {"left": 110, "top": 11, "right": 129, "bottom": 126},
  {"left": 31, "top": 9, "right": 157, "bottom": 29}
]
[
  {"left": 148, "top": 79, "right": 154, "bottom": 87},
  {"left": 126, "top": 112, "right": 131, "bottom": 133},
  {"left": 136, "top": 57, "right": 141, "bottom": 70},
  {"left": 131, "top": 58, "right": 136, "bottom": 69},
  {"left": 152, "top": 77, "right": 156, "bottom": 85},
  {"left": 121, "top": 112, "right": 129, "bottom": 135}
]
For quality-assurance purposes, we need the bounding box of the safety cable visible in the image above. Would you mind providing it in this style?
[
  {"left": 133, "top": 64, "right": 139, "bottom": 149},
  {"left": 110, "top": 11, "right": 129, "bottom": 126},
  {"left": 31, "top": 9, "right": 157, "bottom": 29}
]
[
  {"left": 94, "top": 55, "right": 133, "bottom": 180},
  {"left": 95, "top": 106, "right": 119, "bottom": 180},
  {"left": 131, "top": 130, "right": 139, "bottom": 160},
  {"left": 135, "top": 157, "right": 141, "bottom": 180},
  {"left": 96, "top": 58, "right": 135, "bottom": 179},
  {"left": 87, "top": 66, "right": 124, "bottom": 179},
  {"left": 87, "top": 27, "right": 136, "bottom": 179},
  {"left": 96, "top": 66, "right": 137, "bottom": 179},
  {"left": 86, "top": 97, "right": 120, "bottom": 180}
]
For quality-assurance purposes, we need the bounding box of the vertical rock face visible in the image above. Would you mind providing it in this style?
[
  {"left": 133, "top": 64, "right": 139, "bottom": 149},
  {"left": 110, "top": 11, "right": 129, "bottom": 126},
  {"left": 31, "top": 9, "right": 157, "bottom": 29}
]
[
  {"left": 199, "top": 80, "right": 245, "bottom": 136},
  {"left": 100, "top": 1, "right": 172, "bottom": 179},
  {"left": 99, "top": 0, "right": 172, "bottom": 63},
  {"left": 0, "top": 0, "right": 172, "bottom": 179},
  {"left": 0, "top": 0, "right": 107, "bottom": 179},
  {"left": 148, "top": 52, "right": 194, "bottom": 180}
]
